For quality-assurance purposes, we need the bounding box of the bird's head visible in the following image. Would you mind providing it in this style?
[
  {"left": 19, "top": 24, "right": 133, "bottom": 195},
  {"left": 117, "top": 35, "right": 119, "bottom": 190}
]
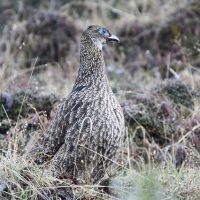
[{"left": 82, "top": 25, "right": 119, "bottom": 50}]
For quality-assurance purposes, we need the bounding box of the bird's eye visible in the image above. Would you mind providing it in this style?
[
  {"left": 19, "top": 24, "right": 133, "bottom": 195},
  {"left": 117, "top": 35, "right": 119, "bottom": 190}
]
[{"left": 98, "top": 28, "right": 109, "bottom": 37}]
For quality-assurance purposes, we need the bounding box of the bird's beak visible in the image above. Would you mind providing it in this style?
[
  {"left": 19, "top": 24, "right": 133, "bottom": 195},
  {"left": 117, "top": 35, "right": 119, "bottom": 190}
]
[{"left": 107, "top": 34, "right": 120, "bottom": 42}]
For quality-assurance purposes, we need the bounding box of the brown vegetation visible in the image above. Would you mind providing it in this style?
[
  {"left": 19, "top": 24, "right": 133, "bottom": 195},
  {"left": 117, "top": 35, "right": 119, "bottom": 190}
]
[{"left": 1, "top": 0, "right": 200, "bottom": 199}]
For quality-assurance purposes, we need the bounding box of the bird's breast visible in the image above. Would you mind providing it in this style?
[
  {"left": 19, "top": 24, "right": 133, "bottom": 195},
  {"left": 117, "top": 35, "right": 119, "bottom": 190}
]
[{"left": 71, "top": 84, "right": 124, "bottom": 134}]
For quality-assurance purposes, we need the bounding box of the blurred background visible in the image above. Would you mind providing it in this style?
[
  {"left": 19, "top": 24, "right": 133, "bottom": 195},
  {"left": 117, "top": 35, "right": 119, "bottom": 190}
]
[{"left": 1, "top": 0, "right": 199, "bottom": 95}]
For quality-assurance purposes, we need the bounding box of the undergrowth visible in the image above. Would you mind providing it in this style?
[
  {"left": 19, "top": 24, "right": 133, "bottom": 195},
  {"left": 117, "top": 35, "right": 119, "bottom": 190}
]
[{"left": 1, "top": 0, "right": 200, "bottom": 199}]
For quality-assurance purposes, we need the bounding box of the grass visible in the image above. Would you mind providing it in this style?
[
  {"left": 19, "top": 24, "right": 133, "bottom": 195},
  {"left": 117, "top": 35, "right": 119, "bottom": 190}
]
[
  {"left": 1, "top": 0, "right": 200, "bottom": 199},
  {"left": 1, "top": 94, "right": 200, "bottom": 200},
  {"left": 1, "top": 138, "right": 200, "bottom": 199}
]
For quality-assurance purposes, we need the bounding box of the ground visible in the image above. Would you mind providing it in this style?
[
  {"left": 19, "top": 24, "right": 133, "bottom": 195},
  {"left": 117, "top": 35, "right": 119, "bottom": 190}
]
[{"left": 0, "top": 0, "right": 200, "bottom": 199}]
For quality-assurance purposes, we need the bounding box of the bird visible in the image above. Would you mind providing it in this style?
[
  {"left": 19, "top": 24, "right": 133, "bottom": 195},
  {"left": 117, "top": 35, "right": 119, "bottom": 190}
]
[{"left": 29, "top": 25, "right": 125, "bottom": 184}]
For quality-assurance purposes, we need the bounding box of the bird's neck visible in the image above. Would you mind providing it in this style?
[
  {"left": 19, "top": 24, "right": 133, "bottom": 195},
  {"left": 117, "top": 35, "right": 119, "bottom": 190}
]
[{"left": 76, "top": 38, "right": 107, "bottom": 86}]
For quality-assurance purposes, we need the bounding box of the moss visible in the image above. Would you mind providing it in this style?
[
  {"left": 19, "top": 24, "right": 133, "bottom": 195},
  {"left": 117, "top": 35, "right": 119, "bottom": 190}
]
[
  {"left": 0, "top": 91, "right": 59, "bottom": 121},
  {"left": 163, "top": 81, "right": 194, "bottom": 108},
  {"left": 123, "top": 80, "right": 196, "bottom": 147},
  {"left": 0, "top": 120, "right": 10, "bottom": 135}
]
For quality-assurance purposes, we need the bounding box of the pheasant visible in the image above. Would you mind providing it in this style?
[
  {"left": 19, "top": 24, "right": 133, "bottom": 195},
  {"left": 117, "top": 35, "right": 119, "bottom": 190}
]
[{"left": 30, "top": 25, "right": 125, "bottom": 184}]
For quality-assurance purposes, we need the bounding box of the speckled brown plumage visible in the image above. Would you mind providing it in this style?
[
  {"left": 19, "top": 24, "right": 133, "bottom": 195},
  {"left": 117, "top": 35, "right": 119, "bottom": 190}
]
[{"left": 29, "top": 25, "right": 125, "bottom": 183}]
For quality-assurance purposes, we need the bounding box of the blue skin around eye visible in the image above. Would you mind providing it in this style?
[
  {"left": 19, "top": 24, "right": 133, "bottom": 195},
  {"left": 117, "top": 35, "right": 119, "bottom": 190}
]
[{"left": 98, "top": 28, "right": 110, "bottom": 37}]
